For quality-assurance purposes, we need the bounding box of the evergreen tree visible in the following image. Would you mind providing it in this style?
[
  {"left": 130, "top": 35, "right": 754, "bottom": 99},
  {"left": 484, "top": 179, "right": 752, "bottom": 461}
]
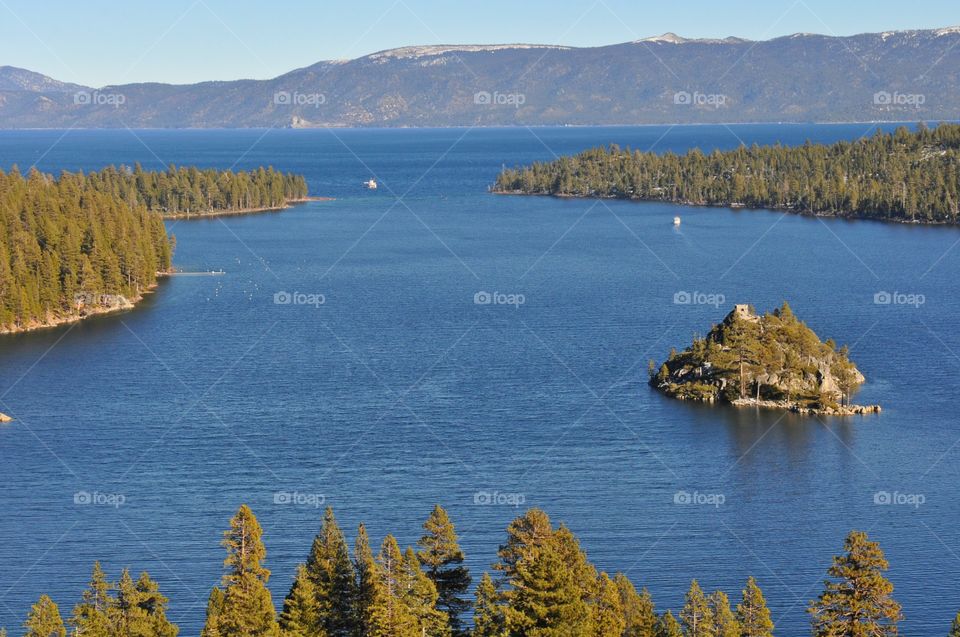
[
  {"left": 736, "top": 577, "right": 773, "bottom": 637},
  {"left": 70, "top": 562, "right": 113, "bottom": 637},
  {"left": 202, "top": 505, "right": 279, "bottom": 637},
  {"left": 353, "top": 524, "right": 377, "bottom": 637},
  {"left": 495, "top": 508, "right": 554, "bottom": 579},
  {"left": 680, "top": 580, "right": 715, "bottom": 637},
  {"left": 24, "top": 595, "right": 65, "bottom": 637},
  {"left": 708, "top": 591, "right": 739, "bottom": 637},
  {"left": 402, "top": 546, "right": 449, "bottom": 637},
  {"left": 949, "top": 611, "right": 960, "bottom": 637},
  {"left": 655, "top": 611, "right": 682, "bottom": 637},
  {"left": 368, "top": 535, "right": 418, "bottom": 637},
  {"left": 417, "top": 505, "right": 471, "bottom": 637},
  {"left": 472, "top": 573, "right": 505, "bottom": 637},
  {"left": 305, "top": 508, "right": 357, "bottom": 637},
  {"left": 809, "top": 531, "right": 901, "bottom": 636},
  {"left": 613, "top": 574, "right": 657, "bottom": 637},
  {"left": 501, "top": 531, "right": 590, "bottom": 636},
  {"left": 279, "top": 565, "right": 321, "bottom": 637},
  {"left": 591, "top": 573, "right": 626, "bottom": 637}
]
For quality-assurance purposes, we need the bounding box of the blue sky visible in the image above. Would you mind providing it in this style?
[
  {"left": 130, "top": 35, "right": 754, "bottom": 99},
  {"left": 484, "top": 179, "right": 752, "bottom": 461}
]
[{"left": 2, "top": 0, "right": 958, "bottom": 87}]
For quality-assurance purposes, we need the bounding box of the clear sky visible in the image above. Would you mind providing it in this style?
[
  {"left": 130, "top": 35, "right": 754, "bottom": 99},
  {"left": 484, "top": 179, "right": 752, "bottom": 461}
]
[{"left": 2, "top": 0, "right": 958, "bottom": 87}]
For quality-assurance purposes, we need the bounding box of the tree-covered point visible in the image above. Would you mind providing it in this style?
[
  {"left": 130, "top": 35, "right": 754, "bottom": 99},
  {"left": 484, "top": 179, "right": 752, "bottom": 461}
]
[
  {"left": 9, "top": 505, "right": 936, "bottom": 637},
  {"left": 493, "top": 123, "right": 960, "bottom": 223},
  {"left": 87, "top": 164, "right": 309, "bottom": 217},
  {"left": 650, "top": 303, "right": 869, "bottom": 413},
  {"left": 0, "top": 166, "right": 172, "bottom": 332}
]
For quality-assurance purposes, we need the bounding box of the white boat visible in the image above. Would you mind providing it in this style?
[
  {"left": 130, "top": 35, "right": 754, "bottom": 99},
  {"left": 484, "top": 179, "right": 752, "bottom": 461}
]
[
  {"left": 364, "top": 179, "right": 378, "bottom": 190},
  {"left": 673, "top": 216, "right": 681, "bottom": 226}
]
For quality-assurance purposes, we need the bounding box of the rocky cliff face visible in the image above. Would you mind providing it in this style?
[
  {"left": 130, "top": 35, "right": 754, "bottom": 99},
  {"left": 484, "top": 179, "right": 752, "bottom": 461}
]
[{"left": 651, "top": 304, "right": 880, "bottom": 415}]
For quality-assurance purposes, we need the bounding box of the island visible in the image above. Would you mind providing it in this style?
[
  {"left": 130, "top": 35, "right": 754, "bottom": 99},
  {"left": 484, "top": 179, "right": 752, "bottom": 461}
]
[
  {"left": 493, "top": 123, "right": 960, "bottom": 224},
  {"left": 0, "top": 164, "right": 310, "bottom": 335},
  {"left": 649, "top": 303, "right": 880, "bottom": 415}
]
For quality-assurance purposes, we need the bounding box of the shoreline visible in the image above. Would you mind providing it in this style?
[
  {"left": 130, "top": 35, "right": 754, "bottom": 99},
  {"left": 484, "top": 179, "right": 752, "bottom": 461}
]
[
  {"left": 162, "top": 196, "right": 333, "bottom": 220},
  {"left": 491, "top": 190, "right": 958, "bottom": 227},
  {"left": 0, "top": 277, "right": 167, "bottom": 337}
]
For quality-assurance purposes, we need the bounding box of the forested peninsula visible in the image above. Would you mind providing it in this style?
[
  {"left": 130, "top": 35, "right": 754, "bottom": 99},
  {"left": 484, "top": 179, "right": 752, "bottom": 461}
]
[
  {"left": 0, "top": 165, "right": 308, "bottom": 334},
  {"left": 493, "top": 123, "right": 960, "bottom": 224}
]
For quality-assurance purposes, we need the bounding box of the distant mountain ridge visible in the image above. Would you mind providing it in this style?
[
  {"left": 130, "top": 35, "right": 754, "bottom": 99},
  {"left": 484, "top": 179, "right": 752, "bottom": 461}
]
[{"left": 2, "top": 26, "right": 960, "bottom": 128}]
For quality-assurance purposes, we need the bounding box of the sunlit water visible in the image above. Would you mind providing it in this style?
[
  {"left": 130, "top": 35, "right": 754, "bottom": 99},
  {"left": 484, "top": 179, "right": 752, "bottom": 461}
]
[{"left": 0, "top": 124, "right": 958, "bottom": 635}]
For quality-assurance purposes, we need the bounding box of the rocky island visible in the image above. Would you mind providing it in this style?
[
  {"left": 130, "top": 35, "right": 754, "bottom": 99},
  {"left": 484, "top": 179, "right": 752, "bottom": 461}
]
[{"left": 650, "top": 303, "right": 880, "bottom": 416}]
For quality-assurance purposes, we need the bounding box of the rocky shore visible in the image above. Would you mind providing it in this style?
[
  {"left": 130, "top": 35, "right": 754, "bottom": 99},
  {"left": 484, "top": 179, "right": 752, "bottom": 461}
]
[{"left": 651, "top": 303, "right": 882, "bottom": 417}]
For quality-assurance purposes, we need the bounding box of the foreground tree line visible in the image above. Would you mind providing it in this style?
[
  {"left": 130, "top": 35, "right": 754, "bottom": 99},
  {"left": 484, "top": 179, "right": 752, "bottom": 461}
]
[
  {"left": 493, "top": 123, "right": 960, "bottom": 223},
  {"left": 0, "top": 164, "right": 307, "bottom": 332},
  {"left": 9, "top": 505, "right": 960, "bottom": 637}
]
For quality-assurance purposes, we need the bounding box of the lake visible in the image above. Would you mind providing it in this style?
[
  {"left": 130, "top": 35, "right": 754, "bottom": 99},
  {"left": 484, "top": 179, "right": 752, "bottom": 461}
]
[{"left": 0, "top": 124, "right": 958, "bottom": 635}]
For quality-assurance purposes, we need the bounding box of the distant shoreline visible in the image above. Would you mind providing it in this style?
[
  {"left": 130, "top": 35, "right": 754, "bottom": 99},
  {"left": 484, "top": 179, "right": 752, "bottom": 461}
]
[
  {"left": 492, "top": 190, "right": 959, "bottom": 227},
  {"left": 162, "top": 196, "right": 333, "bottom": 220},
  {"left": 0, "top": 120, "right": 952, "bottom": 133}
]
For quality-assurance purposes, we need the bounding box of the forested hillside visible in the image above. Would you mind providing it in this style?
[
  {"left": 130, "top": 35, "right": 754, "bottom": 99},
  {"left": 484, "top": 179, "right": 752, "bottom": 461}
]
[
  {"left": 494, "top": 123, "right": 960, "bottom": 223},
  {"left": 0, "top": 167, "right": 172, "bottom": 332}
]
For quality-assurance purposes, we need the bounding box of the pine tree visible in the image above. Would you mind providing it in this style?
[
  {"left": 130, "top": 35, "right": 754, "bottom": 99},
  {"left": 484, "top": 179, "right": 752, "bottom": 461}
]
[
  {"left": 417, "top": 505, "right": 471, "bottom": 637},
  {"left": 368, "top": 536, "right": 418, "bottom": 637},
  {"left": 305, "top": 508, "right": 357, "bottom": 637},
  {"left": 132, "top": 571, "right": 178, "bottom": 637},
  {"left": 495, "top": 508, "right": 554, "bottom": 579},
  {"left": 353, "top": 524, "right": 377, "bottom": 637},
  {"left": 402, "top": 546, "right": 449, "bottom": 637},
  {"left": 279, "top": 565, "right": 321, "bottom": 637},
  {"left": 655, "top": 611, "right": 682, "bottom": 637},
  {"left": 202, "top": 505, "right": 279, "bottom": 637},
  {"left": 708, "top": 591, "right": 739, "bottom": 637},
  {"left": 680, "top": 580, "right": 715, "bottom": 637},
  {"left": 736, "top": 577, "right": 773, "bottom": 637},
  {"left": 472, "top": 573, "right": 505, "bottom": 637},
  {"left": 591, "top": 573, "right": 626, "bottom": 637},
  {"left": 809, "top": 530, "right": 901, "bottom": 636},
  {"left": 949, "top": 611, "right": 960, "bottom": 637},
  {"left": 70, "top": 562, "right": 113, "bottom": 637},
  {"left": 24, "top": 595, "right": 66, "bottom": 637},
  {"left": 613, "top": 574, "right": 656, "bottom": 637},
  {"left": 501, "top": 532, "right": 590, "bottom": 636}
]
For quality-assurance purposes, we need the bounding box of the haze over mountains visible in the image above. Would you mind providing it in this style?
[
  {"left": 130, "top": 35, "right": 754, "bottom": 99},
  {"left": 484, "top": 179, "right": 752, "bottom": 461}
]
[{"left": 1, "top": 26, "right": 959, "bottom": 128}]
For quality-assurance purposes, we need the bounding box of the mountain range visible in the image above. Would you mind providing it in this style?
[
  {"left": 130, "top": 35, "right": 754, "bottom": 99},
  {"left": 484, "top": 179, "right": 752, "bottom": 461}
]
[{"left": 2, "top": 26, "right": 959, "bottom": 128}]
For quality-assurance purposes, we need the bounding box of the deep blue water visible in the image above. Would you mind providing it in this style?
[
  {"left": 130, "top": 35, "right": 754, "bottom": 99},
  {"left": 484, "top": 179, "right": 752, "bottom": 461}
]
[{"left": 1, "top": 124, "right": 958, "bottom": 635}]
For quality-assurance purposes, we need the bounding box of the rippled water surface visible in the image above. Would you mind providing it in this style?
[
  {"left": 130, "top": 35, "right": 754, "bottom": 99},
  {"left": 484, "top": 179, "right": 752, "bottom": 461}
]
[{"left": 1, "top": 124, "right": 958, "bottom": 635}]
